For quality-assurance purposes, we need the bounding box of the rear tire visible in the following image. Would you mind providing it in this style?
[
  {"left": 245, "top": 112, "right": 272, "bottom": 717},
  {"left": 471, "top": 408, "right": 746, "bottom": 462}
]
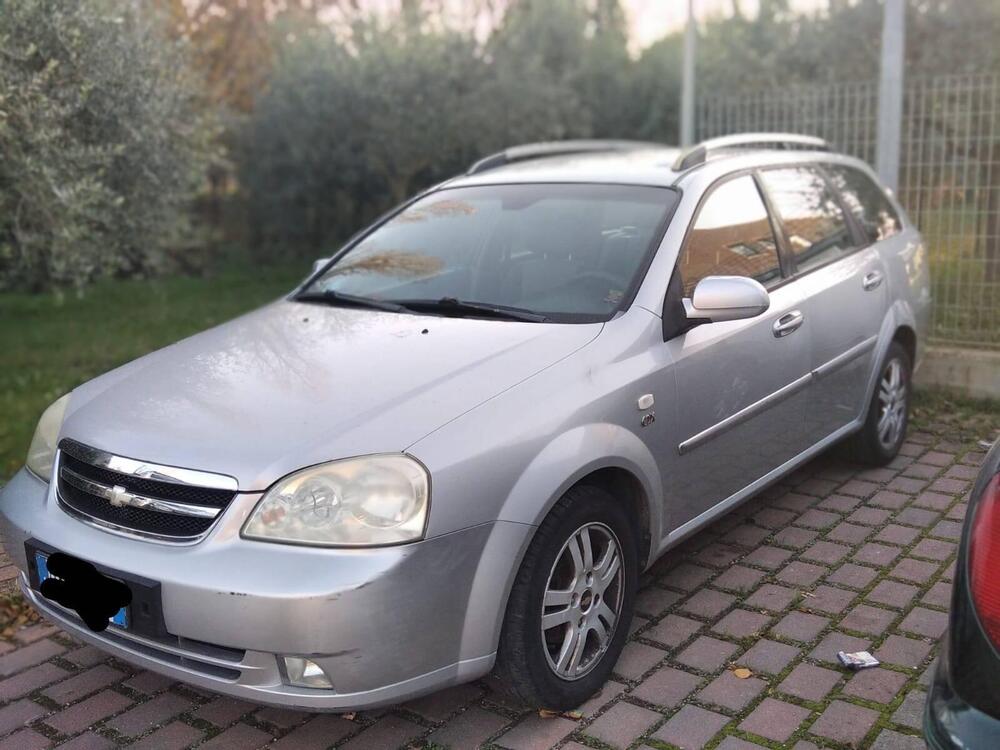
[
  {"left": 847, "top": 341, "right": 911, "bottom": 466},
  {"left": 492, "top": 484, "right": 638, "bottom": 710}
]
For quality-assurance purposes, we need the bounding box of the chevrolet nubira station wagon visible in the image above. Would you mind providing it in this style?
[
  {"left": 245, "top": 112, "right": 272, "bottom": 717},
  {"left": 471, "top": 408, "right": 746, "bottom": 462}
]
[{"left": 1, "top": 135, "right": 931, "bottom": 710}]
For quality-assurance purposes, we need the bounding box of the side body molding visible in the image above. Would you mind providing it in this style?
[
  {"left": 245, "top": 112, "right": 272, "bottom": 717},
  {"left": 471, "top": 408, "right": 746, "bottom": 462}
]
[{"left": 677, "top": 335, "right": 878, "bottom": 456}]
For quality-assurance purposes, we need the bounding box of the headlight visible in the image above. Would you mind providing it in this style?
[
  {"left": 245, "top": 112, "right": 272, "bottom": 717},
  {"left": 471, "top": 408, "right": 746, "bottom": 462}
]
[
  {"left": 242, "top": 455, "right": 429, "bottom": 547},
  {"left": 26, "top": 394, "right": 70, "bottom": 482}
]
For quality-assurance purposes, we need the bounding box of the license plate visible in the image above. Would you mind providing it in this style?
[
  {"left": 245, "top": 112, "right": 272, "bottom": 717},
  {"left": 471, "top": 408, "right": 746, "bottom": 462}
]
[{"left": 35, "top": 552, "right": 129, "bottom": 629}]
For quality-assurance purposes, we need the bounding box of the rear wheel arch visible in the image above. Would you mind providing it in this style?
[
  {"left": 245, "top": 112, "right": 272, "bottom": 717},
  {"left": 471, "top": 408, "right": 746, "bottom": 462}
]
[
  {"left": 862, "top": 304, "right": 919, "bottom": 412},
  {"left": 893, "top": 324, "right": 917, "bottom": 369},
  {"left": 847, "top": 338, "right": 912, "bottom": 465}
]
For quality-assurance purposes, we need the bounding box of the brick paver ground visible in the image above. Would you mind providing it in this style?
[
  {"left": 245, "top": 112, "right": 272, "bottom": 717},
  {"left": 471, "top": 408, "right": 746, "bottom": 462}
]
[{"left": 0, "top": 408, "right": 995, "bottom": 749}]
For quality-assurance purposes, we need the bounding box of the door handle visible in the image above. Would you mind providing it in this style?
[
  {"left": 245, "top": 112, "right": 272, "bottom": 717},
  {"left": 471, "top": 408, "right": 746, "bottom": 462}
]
[
  {"left": 773, "top": 310, "right": 804, "bottom": 338},
  {"left": 862, "top": 270, "right": 884, "bottom": 291}
]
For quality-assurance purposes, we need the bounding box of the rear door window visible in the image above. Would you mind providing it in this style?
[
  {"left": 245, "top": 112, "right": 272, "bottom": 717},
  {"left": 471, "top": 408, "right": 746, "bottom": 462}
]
[
  {"left": 825, "top": 165, "right": 902, "bottom": 243},
  {"left": 759, "top": 166, "right": 856, "bottom": 274},
  {"left": 678, "top": 175, "right": 783, "bottom": 296}
]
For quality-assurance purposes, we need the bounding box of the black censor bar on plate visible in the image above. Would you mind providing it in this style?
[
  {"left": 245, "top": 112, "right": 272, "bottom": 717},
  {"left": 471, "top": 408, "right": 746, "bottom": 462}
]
[{"left": 39, "top": 552, "right": 132, "bottom": 632}]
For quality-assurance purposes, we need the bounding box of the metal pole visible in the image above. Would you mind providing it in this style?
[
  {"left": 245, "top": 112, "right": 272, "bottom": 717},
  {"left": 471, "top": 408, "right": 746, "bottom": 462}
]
[
  {"left": 876, "top": 0, "right": 905, "bottom": 191},
  {"left": 680, "top": 0, "right": 696, "bottom": 147}
]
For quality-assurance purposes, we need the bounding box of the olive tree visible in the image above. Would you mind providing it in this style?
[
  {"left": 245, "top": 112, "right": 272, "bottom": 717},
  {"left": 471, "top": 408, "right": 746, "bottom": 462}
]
[{"left": 0, "top": 0, "right": 217, "bottom": 291}]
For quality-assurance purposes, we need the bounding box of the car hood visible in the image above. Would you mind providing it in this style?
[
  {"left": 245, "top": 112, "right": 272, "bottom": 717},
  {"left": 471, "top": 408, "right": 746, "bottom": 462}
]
[{"left": 62, "top": 300, "right": 602, "bottom": 490}]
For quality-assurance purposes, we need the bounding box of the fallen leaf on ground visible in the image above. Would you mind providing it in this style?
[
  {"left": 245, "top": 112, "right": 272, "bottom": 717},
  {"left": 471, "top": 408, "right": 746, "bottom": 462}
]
[
  {"left": 539, "top": 709, "right": 583, "bottom": 720},
  {"left": 0, "top": 594, "right": 40, "bottom": 639},
  {"left": 732, "top": 667, "right": 753, "bottom": 679}
]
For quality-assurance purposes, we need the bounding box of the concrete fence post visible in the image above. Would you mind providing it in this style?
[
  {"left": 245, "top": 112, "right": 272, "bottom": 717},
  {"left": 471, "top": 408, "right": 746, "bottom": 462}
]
[
  {"left": 876, "top": 0, "right": 905, "bottom": 192},
  {"left": 680, "top": 0, "right": 696, "bottom": 147}
]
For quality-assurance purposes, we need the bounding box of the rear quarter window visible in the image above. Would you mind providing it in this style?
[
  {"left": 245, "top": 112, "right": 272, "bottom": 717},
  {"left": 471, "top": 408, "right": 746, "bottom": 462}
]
[{"left": 825, "top": 165, "right": 902, "bottom": 243}]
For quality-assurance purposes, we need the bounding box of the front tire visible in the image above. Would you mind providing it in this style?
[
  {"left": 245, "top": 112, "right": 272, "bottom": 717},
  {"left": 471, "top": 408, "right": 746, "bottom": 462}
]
[
  {"left": 493, "top": 484, "right": 638, "bottom": 709},
  {"left": 848, "top": 341, "right": 912, "bottom": 465}
]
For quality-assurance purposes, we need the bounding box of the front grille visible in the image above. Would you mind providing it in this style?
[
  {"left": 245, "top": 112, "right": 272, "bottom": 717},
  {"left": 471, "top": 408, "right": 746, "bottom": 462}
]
[
  {"left": 56, "top": 441, "right": 237, "bottom": 542},
  {"left": 58, "top": 480, "right": 215, "bottom": 538}
]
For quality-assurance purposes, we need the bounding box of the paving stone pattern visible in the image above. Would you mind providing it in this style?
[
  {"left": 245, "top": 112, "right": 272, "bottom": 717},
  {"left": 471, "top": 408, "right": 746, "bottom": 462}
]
[{"left": 0, "top": 423, "right": 995, "bottom": 749}]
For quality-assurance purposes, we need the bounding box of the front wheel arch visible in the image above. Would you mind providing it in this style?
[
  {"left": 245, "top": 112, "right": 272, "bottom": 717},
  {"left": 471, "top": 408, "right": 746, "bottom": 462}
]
[
  {"left": 494, "top": 424, "right": 663, "bottom": 568},
  {"left": 455, "top": 432, "right": 660, "bottom": 672},
  {"left": 564, "top": 468, "right": 651, "bottom": 569},
  {"left": 492, "top": 483, "right": 640, "bottom": 708}
]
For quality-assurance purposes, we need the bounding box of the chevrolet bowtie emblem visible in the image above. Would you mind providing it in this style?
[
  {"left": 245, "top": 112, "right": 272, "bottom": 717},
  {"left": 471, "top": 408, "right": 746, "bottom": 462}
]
[{"left": 108, "top": 485, "right": 130, "bottom": 508}]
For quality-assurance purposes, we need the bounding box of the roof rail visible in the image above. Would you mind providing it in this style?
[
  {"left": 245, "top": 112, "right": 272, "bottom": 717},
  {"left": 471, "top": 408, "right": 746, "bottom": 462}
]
[
  {"left": 467, "top": 140, "right": 667, "bottom": 176},
  {"left": 672, "top": 133, "right": 830, "bottom": 171}
]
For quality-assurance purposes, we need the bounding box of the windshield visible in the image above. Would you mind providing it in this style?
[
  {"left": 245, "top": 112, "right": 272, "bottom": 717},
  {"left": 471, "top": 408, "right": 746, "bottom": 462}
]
[{"left": 302, "top": 183, "right": 678, "bottom": 321}]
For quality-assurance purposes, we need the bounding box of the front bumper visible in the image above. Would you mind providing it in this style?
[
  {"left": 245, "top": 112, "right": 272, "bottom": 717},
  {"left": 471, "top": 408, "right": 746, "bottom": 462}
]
[
  {"left": 924, "top": 641, "right": 1000, "bottom": 750},
  {"left": 0, "top": 469, "right": 531, "bottom": 710}
]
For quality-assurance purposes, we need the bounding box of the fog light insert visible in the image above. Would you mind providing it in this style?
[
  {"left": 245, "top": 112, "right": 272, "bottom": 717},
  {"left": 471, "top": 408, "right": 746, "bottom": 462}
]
[{"left": 282, "top": 656, "right": 333, "bottom": 689}]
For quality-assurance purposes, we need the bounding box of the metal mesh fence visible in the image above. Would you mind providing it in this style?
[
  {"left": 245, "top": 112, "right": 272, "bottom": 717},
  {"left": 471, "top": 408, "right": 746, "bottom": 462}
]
[{"left": 698, "top": 74, "right": 1000, "bottom": 349}]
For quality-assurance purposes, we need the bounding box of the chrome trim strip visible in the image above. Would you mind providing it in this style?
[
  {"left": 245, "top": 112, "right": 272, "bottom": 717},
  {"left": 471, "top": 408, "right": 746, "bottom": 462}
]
[
  {"left": 811, "top": 335, "right": 878, "bottom": 379},
  {"left": 59, "top": 440, "right": 238, "bottom": 492},
  {"left": 664, "top": 419, "right": 862, "bottom": 549},
  {"left": 678, "top": 335, "right": 880, "bottom": 455},
  {"left": 60, "top": 467, "right": 221, "bottom": 519},
  {"left": 678, "top": 372, "right": 813, "bottom": 455}
]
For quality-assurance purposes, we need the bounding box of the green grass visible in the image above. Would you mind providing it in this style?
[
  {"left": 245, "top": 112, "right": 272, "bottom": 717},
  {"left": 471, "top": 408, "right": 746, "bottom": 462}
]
[{"left": 0, "top": 263, "right": 308, "bottom": 480}]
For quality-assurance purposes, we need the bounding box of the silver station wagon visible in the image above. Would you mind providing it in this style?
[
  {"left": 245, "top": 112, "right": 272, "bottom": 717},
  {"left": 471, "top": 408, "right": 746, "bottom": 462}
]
[{"left": 1, "top": 134, "right": 930, "bottom": 711}]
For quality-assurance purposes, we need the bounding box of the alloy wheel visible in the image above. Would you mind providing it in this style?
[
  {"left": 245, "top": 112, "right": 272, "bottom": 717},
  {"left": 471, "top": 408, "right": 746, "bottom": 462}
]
[
  {"left": 540, "top": 522, "right": 624, "bottom": 680},
  {"left": 877, "top": 358, "right": 907, "bottom": 450}
]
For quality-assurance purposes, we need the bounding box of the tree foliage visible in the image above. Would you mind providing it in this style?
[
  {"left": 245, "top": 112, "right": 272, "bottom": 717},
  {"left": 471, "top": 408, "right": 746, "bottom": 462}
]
[
  {"left": 0, "top": 0, "right": 216, "bottom": 290},
  {"left": 694, "top": 0, "right": 1000, "bottom": 90},
  {"left": 155, "top": 0, "right": 345, "bottom": 113},
  {"left": 4, "top": 0, "right": 999, "bottom": 285},
  {"left": 237, "top": 0, "right": 1000, "bottom": 260},
  {"left": 239, "top": 0, "right": 634, "bottom": 258}
]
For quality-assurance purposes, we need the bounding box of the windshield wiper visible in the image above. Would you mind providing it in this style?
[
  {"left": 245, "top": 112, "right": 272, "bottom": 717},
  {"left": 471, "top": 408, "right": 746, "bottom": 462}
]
[
  {"left": 297, "top": 291, "right": 548, "bottom": 322},
  {"left": 296, "top": 289, "right": 407, "bottom": 314},
  {"left": 394, "top": 297, "right": 548, "bottom": 323}
]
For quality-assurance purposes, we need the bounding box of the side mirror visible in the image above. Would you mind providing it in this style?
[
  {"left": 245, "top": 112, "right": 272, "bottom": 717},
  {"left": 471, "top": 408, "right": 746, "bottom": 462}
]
[
  {"left": 684, "top": 275, "right": 770, "bottom": 324},
  {"left": 312, "top": 257, "right": 331, "bottom": 275}
]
